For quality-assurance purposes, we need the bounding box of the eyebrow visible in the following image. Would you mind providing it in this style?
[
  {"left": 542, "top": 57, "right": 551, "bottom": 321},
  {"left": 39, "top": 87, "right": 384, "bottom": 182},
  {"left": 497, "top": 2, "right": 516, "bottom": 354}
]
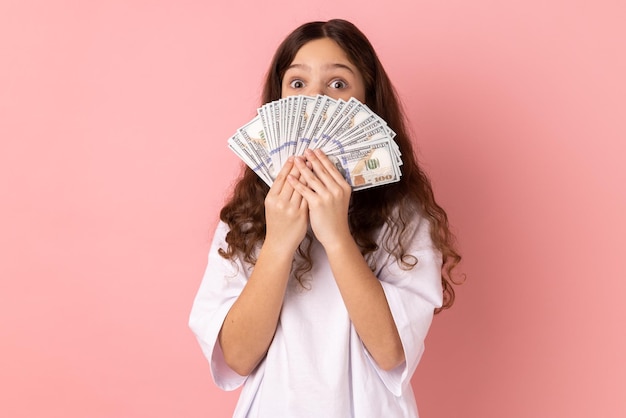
[{"left": 286, "top": 63, "right": 356, "bottom": 74}]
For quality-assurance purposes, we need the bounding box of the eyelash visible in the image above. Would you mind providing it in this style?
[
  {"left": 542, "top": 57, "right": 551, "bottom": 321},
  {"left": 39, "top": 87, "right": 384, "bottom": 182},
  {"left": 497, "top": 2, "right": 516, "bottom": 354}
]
[
  {"left": 329, "top": 79, "right": 347, "bottom": 89},
  {"left": 287, "top": 78, "right": 349, "bottom": 89}
]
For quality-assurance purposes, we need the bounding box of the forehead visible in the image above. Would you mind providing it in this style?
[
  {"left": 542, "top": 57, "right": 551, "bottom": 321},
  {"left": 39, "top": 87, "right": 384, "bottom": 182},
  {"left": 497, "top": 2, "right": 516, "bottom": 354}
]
[{"left": 290, "top": 38, "right": 355, "bottom": 67}]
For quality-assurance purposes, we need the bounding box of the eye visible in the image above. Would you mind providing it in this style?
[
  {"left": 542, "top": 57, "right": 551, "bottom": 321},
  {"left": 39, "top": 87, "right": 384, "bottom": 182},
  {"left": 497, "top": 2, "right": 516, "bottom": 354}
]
[
  {"left": 329, "top": 79, "right": 347, "bottom": 89},
  {"left": 289, "top": 79, "right": 305, "bottom": 89}
]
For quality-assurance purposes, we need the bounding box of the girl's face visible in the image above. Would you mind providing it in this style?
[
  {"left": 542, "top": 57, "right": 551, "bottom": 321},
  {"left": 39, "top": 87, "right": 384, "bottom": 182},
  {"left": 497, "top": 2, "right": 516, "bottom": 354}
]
[{"left": 281, "top": 38, "right": 366, "bottom": 102}]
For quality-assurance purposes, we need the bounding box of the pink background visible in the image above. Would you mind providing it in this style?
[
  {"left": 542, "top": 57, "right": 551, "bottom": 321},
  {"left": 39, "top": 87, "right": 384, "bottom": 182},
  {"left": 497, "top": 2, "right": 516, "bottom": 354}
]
[{"left": 1, "top": 1, "right": 625, "bottom": 417}]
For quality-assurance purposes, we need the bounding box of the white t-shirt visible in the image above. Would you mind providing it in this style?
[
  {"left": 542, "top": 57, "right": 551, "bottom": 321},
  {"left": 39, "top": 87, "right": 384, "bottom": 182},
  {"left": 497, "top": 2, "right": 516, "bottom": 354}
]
[{"left": 189, "top": 215, "right": 443, "bottom": 417}]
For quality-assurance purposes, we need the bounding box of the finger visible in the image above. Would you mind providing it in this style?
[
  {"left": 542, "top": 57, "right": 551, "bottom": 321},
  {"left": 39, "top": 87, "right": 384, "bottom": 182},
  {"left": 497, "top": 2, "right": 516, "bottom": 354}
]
[
  {"left": 288, "top": 173, "right": 304, "bottom": 206},
  {"left": 287, "top": 172, "right": 316, "bottom": 202},
  {"left": 302, "top": 150, "right": 341, "bottom": 191},
  {"left": 311, "top": 149, "right": 349, "bottom": 186},
  {"left": 269, "top": 157, "right": 296, "bottom": 196},
  {"left": 293, "top": 155, "right": 324, "bottom": 192},
  {"left": 288, "top": 159, "right": 303, "bottom": 181}
]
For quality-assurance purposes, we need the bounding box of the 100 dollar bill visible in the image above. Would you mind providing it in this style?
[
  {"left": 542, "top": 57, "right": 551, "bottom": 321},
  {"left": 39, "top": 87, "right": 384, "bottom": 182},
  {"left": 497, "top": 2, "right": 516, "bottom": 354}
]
[
  {"left": 326, "top": 138, "right": 400, "bottom": 191},
  {"left": 227, "top": 95, "right": 402, "bottom": 190}
]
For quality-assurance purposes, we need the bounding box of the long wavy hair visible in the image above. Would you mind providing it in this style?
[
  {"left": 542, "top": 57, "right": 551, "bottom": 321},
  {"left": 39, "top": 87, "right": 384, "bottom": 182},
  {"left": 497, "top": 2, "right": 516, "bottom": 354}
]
[{"left": 219, "top": 19, "right": 462, "bottom": 311}]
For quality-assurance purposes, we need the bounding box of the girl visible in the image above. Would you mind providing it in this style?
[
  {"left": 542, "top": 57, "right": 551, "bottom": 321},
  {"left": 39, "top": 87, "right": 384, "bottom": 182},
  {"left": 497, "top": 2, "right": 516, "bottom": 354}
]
[{"left": 189, "top": 19, "right": 461, "bottom": 417}]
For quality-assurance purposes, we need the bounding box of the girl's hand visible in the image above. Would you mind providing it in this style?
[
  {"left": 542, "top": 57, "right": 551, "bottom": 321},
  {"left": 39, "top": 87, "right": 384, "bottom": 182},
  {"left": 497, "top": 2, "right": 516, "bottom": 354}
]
[
  {"left": 288, "top": 149, "right": 352, "bottom": 248},
  {"left": 264, "top": 157, "right": 309, "bottom": 253}
]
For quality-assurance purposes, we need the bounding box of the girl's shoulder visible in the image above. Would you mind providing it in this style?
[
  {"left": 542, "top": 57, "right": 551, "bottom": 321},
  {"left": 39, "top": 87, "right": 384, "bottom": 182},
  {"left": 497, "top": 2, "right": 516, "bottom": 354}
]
[{"left": 371, "top": 202, "right": 435, "bottom": 259}]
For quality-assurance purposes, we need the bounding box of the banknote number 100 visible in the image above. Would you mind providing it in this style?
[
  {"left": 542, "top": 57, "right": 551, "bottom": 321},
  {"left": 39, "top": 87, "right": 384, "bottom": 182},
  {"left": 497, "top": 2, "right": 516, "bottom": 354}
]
[
  {"left": 374, "top": 174, "right": 394, "bottom": 182},
  {"left": 365, "top": 158, "right": 380, "bottom": 170}
]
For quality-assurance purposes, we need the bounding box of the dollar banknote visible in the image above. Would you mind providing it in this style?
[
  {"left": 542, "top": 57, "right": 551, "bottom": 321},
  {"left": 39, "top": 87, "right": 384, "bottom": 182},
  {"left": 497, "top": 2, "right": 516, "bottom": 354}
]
[
  {"left": 328, "top": 138, "right": 401, "bottom": 190},
  {"left": 227, "top": 95, "right": 403, "bottom": 190}
]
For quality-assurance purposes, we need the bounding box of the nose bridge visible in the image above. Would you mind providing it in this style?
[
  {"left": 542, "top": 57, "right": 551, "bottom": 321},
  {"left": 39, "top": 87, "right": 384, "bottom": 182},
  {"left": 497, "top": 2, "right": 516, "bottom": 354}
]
[
  {"left": 306, "top": 82, "right": 324, "bottom": 97},
  {"left": 305, "top": 69, "right": 325, "bottom": 96}
]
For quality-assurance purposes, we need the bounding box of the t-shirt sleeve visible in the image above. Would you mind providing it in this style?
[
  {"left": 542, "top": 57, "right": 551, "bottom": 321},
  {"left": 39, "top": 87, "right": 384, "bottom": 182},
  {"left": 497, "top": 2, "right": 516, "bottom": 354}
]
[
  {"left": 188, "top": 221, "right": 250, "bottom": 391},
  {"left": 370, "top": 216, "right": 444, "bottom": 396}
]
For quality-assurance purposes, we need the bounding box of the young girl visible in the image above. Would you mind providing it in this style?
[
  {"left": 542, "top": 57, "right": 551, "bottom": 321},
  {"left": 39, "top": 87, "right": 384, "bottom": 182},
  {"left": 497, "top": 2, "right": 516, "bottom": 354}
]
[{"left": 189, "top": 19, "right": 461, "bottom": 417}]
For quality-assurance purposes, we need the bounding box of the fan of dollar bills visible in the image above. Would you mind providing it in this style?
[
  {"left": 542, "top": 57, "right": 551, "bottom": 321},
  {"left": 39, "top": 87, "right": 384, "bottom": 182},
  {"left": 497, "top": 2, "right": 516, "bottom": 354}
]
[{"left": 227, "top": 95, "right": 403, "bottom": 191}]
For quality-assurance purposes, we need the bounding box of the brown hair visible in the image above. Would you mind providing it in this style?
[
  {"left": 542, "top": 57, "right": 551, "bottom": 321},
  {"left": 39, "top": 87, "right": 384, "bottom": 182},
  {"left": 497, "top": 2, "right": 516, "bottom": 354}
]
[{"left": 219, "top": 19, "right": 462, "bottom": 312}]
